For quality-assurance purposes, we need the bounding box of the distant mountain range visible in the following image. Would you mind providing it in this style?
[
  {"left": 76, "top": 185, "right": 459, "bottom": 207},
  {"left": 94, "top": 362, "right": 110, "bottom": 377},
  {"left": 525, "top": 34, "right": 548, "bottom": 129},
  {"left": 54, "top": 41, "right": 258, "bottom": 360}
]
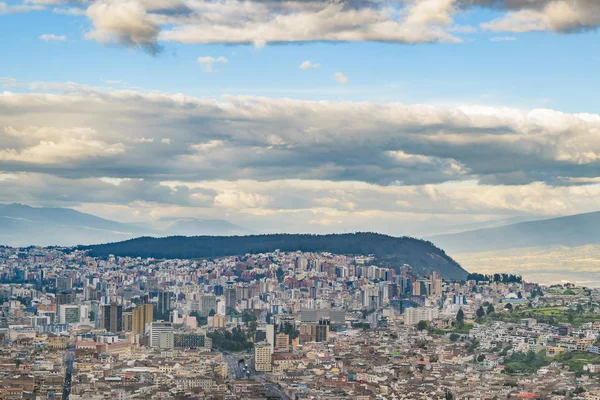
[
  {"left": 428, "top": 211, "right": 600, "bottom": 254},
  {"left": 0, "top": 204, "right": 248, "bottom": 247},
  {"left": 81, "top": 233, "right": 469, "bottom": 280}
]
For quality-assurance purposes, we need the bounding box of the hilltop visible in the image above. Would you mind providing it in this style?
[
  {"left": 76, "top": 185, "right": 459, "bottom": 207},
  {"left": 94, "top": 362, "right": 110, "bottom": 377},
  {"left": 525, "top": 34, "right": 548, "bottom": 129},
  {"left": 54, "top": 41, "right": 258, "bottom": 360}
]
[{"left": 80, "top": 233, "right": 468, "bottom": 280}]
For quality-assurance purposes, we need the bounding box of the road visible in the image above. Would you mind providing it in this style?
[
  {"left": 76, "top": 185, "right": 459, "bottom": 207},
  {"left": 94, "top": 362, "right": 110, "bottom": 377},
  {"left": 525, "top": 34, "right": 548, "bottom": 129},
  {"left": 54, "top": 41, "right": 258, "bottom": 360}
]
[
  {"left": 223, "top": 353, "right": 254, "bottom": 379},
  {"left": 264, "top": 383, "right": 291, "bottom": 400},
  {"left": 61, "top": 348, "right": 75, "bottom": 400}
]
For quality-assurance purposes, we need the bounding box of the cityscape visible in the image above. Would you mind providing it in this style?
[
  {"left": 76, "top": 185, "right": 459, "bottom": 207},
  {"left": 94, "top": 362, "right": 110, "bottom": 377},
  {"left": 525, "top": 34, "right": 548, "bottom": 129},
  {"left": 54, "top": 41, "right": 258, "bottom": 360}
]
[
  {"left": 1, "top": 245, "right": 600, "bottom": 399},
  {"left": 2, "top": 0, "right": 600, "bottom": 399}
]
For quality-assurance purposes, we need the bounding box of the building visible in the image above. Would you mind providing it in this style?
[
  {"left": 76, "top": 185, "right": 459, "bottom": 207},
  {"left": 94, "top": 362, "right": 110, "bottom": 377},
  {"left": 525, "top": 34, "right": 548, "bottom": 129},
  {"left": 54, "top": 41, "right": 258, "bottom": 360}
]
[
  {"left": 122, "top": 310, "right": 133, "bottom": 332},
  {"left": 404, "top": 307, "right": 439, "bottom": 325},
  {"left": 254, "top": 342, "right": 273, "bottom": 372},
  {"left": 200, "top": 295, "right": 217, "bottom": 317},
  {"left": 211, "top": 314, "right": 226, "bottom": 328},
  {"left": 101, "top": 302, "right": 123, "bottom": 333},
  {"left": 174, "top": 333, "right": 211, "bottom": 349},
  {"left": 157, "top": 290, "right": 173, "bottom": 316},
  {"left": 147, "top": 321, "right": 174, "bottom": 349},
  {"left": 225, "top": 287, "right": 237, "bottom": 309},
  {"left": 275, "top": 333, "right": 289, "bottom": 351},
  {"left": 132, "top": 303, "right": 153, "bottom": 335},
  {"left": 56, "top": 291, "right": 74, "bottom": 310},
  {"left": 59, "top": 305, "right": 80, "bottom": 324},
  {"left": 299, "top": 319, "right": 330, "bottom": 343},
  {"left": 56, "top": 277, "right": 72, "bottom": 292}
]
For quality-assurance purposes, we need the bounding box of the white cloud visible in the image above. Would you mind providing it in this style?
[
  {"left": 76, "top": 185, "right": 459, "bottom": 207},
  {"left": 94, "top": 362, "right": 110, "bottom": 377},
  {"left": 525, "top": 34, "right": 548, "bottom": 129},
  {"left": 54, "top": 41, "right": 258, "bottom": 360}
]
[
  {"left": 489, "top": 36, "right": 517, "bottom": 42},
  {"left": 299, "top": 60, "right": 320, "bottom": 69},
  {"left": 480, "top": 1, "right": 600, "bottom": 33},
  {"left": 332, "top": 72, "right": 348, "bottom": 85},
  {"left": 75, "top": 0, "right": 463, "bottom": 51},
  {"left": 0, "top": 1, "right": 43, "bottom": 14},
  {"left": 197, "top": 56, "right": 228, "bottom": 73},
  {"left": 39, "top": 34, "right": 67, "bottom": 42},
  {"left": 0, "top": 126, "right": 124, "bottom": 163},
  {"left": 1, "top": 85, "right": 600, "bottom": 205}
]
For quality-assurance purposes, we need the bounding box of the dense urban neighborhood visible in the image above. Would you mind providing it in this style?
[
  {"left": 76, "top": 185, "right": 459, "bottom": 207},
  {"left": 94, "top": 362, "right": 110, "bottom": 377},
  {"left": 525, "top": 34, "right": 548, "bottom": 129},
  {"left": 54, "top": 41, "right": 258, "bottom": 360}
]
[{"left": 1, "top": 246, "right": 600, "bottom": 399}]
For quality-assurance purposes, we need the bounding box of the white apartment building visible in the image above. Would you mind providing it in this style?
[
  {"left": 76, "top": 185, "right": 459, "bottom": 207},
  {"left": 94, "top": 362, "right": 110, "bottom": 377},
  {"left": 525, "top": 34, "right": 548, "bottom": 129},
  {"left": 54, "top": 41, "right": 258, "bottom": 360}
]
[{"left": 404, "top": 307, "right": 439, "bottom": 325}]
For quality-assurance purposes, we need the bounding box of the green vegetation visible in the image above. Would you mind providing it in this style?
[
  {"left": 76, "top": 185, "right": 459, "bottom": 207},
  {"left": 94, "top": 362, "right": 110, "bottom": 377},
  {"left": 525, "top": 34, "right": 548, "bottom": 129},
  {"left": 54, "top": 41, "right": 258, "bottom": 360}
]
[
  {"left": 504, "top": 351, "right": 549, "bottom": 374},
  {"left": 432, "top": 324, "right": 473, "bottom": 335},
  {"left": 417, "top": 320, "right": 429, "bottom": 331},
  {"left": 207, "top": 327, "right": 253, "bottom": 352},
  {"left": 80, "top": 233, "right": 468, "bottom": 280},
  {"left": 467, "top": 273, "right": 523, "bottom": 283},
  {"left": 504, "top": 350, "right": 600, "bottom": 374},
  {"left": 491, "top": 306, "right": 600, "bottom": 327}
]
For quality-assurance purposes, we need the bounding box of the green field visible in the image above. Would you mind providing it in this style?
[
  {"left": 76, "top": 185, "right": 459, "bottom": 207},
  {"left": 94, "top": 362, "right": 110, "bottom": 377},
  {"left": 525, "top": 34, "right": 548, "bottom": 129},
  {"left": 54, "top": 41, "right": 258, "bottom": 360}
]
[{"left": 491, "top": 307, "right": 600, "bottom": 327}]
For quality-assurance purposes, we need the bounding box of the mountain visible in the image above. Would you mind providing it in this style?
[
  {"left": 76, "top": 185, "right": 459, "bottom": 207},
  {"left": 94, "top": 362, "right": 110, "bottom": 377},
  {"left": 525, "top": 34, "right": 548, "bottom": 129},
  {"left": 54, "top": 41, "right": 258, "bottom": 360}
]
[
  {"left": 80, "top": 233, "right": 468, "bottom": 280},
  {"left": 0, "top": 204, "right": 247, "bottom": 247},
  {"left": 155, "top": 217, "right": 250, "bottom": 236},
  {"left": 428, "top": 211, "right": 600, "bottom": 254}
]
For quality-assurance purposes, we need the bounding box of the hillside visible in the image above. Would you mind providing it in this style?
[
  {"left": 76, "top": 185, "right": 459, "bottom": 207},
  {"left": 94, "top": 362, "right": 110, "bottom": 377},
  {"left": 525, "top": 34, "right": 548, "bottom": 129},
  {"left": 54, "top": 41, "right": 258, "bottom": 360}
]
[
  {"left": 80, "top": 233, "right": 468, "bottom": 280},
  {"left": 428, "top": 211, "right": 600, "bottom": 254},
  {"left": 0, "top": 203, "right": 247, "bottom": 247}
]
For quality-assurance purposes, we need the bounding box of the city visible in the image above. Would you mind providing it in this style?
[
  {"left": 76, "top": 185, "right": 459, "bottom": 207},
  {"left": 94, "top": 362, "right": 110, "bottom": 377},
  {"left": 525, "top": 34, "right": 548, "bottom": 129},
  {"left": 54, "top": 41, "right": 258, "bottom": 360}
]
[{"left": 1, "top": 246, "right": 600, "bottom": 399}]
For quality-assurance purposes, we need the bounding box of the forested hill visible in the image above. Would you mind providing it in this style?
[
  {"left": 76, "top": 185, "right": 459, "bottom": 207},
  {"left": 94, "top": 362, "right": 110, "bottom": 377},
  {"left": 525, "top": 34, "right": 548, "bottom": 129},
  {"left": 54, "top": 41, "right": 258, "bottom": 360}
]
[{"left": 80, "top": 233, "right": 468, "bottom": 280}]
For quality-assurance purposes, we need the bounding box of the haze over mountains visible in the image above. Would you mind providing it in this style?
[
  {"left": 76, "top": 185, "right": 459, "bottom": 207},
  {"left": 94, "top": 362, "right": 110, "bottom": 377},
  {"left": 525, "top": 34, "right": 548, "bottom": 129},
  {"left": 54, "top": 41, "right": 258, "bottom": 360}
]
[
  {"left": 428, "top": 211, "right": 600, "bottom": 254},
  {"left": 0, "top": 204, "right": 248, "bottom": 247}
]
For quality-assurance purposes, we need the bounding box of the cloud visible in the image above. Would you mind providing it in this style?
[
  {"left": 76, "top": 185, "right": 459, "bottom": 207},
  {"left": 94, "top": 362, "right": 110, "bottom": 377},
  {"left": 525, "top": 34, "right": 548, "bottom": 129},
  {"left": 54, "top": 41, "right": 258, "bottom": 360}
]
[
  {"left": 76, "top": 0, "right": 463, "bottom": 51},
  {"left": 7, "top": 0, "right": 600, "bottom": 51},
  {"left": 0, "top": 126, "right": 124, "bottom": 163},
  {"left": 39, "top": 33, "right": 67, "bottom": 41},
  {"left": 2, "top": 83, "right": 600, "bottom": 233},
  {"left": 197, "top": 56, "right": 228, "bottom": 73},
  {"left": 479, "top": 0, "right": 600, "bottom": 33},
  {"left": 1, "top": 85, "right": 600, "bottom": 190},
  {"left": 299, "top": 60, "right": 320, "bottom": 69},
  {"left": 0, "top": 1, "right": 44, "bottom": 14},
  {"left": 85, "top": 0, "right": 163, "bottom": 55},
  {"left": 332, "top": 72, "right": 349, "bottom": 84},
  {"left": 489, "top": 36, "right": 517, "bottom": 41}
]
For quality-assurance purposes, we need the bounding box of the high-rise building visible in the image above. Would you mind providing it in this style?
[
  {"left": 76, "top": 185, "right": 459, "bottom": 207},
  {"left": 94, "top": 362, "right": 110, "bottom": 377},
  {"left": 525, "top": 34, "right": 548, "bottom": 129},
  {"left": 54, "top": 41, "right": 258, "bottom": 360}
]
[
  {"left": 254, "top": 342, "right": 273, "bottom": 372},
  {"left": 56, "top": 277, "right": 72, "bottom": 292},
  {"left": 56, "top": 291, "right": 74, "bottom": 310},
  {"left": 314, "top": 319, "right": 330, "bottom": 342},
  {"left": 275, "top": 333, "right": 289, "bottom": 351},
  {"left": 147, "top": 321, "right": 174, "bottom": 349},
  {"left": 132, "top": 303, "right": 153, "bottom": 335},
  {"left": 213, "top": 285, "right": 224, "bottom": 296},
  {"left": 225, "top": 287, "right": 237, "bottom": 309},
  {"left": 123, "top": 310, "right": 133, "bottom": 332},
  {"left": 59, "top": 305, "right": 80, "bottom": 324},
  {"left": 404, "top": 307, "right": 439, "bottom": 325},
  {"left": 101, "top": 302, "right": 123, "bottom": 333},
  {"left": 157, "top": 290, "right": 173, "bottom": 316},
  {"left": 200, "top": 295, "right": 217, "bottom": 317}
]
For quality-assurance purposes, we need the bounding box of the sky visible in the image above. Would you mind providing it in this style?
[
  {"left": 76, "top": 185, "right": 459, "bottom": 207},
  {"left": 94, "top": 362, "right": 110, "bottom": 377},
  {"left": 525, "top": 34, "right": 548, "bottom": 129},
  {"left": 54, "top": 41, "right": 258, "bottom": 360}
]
[{"left": 1, "top": 0, "right": 600, "bottom": 237}]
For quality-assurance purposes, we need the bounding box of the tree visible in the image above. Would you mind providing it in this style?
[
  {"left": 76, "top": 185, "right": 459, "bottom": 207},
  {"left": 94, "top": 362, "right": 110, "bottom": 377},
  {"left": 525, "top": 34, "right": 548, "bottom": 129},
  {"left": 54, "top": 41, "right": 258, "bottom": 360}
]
[
  {"left": 449, "top": 333, "right": 460, "bottom": 342},
  {"left": 209, "top": 309, "right": 216, "bottom": 317},
  {"left": 476, "top": 306, "right": 485, "bottom": 319},
  {"left": 445, "top": 390, "right": 454, "bottom": 400},
  {"left": 517, "top": 292, "right": 522, "bottom": 299},
  {"left": 417, "top": 320, "right": 428, "bottom": 331},
  {"left": 456, "top": 308, "right": 465, "bottom": 326},
  {"left": 487, "top": 304, "right": 495, "bottom": 315},
  {"left": 505, "top": 303, "right": 513, "bottom": 311},
  {"left": 477, "top": 354, "right": 486, "bottom": 362},
  {"left": 275, "top": 267, "right": 285, "bottom": 283}
]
